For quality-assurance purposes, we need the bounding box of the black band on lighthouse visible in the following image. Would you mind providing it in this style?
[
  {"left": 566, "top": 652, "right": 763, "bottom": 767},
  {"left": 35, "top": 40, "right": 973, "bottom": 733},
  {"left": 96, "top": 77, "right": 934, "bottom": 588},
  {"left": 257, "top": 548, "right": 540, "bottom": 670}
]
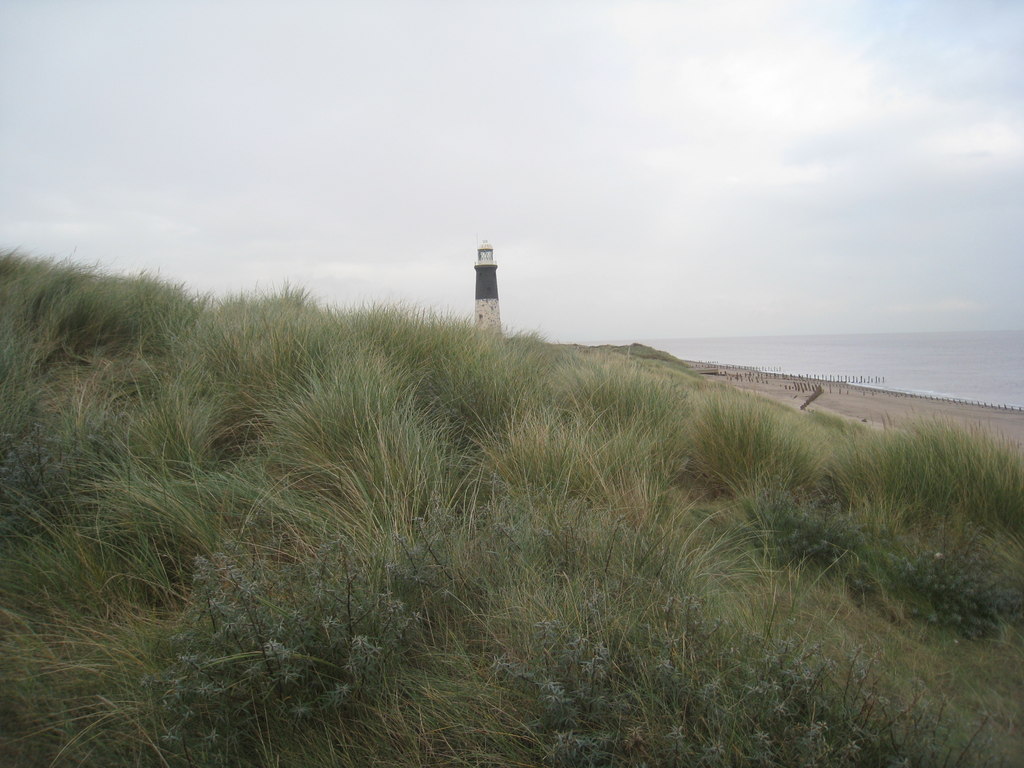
[{"left": 475, "top": 265, "right": 499, "bottom": 300}]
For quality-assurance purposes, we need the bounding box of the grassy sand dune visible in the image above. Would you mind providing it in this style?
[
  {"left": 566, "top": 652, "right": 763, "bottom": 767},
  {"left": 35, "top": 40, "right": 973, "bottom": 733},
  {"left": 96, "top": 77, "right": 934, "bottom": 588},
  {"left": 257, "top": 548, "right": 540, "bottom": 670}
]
[{"left": 1, "top": 252, "right": 1022, "bottom": 766}]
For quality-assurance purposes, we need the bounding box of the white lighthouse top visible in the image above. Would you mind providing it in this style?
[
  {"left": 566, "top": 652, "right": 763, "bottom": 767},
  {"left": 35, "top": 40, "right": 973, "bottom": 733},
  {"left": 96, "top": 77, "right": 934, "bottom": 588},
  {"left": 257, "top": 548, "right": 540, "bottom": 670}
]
[{"left": 477, "top": 241, "right": 495, "bottom": 264}]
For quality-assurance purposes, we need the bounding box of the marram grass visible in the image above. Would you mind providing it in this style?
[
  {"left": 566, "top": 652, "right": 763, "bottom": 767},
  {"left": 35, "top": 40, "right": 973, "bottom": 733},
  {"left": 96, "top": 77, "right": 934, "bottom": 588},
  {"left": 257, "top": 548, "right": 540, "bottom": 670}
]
[
  {"left": 1, "top": 253, "right": 1021, "bottom": 766},
  {"left": 831, "top": 419, "right": 1024, "bottom": 533},
  {"left": 688, "top": 387, "right": 828, "bottom": 496}
]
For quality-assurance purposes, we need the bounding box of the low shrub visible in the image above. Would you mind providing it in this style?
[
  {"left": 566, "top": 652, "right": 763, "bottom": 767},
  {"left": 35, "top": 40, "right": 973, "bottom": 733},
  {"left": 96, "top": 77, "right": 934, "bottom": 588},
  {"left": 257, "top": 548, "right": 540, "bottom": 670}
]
[
  {"left": 889, "top": 529, "right": 1024, "bottom": 639},
  {"left": 147, "top": 542, "right": 423, "bottom": 765},
  {"left": 494, "top": 596, "right": 984, "bottom": 767},
  {"left": 0, "top": 422, "right": 78, "bottom": 537},
  {"left": 751, "top": 493, "right": 870, "bottom": 570},
  {"left": 750, "top": 494, "right": 1024, "bottom": 638}
]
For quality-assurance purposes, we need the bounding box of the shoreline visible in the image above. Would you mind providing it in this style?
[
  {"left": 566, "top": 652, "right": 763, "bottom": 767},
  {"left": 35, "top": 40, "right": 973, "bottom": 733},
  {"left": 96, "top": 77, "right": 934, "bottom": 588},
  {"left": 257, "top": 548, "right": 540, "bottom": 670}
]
[{"left": 688, "top": 360, "right": 1024, "bottom": 446}]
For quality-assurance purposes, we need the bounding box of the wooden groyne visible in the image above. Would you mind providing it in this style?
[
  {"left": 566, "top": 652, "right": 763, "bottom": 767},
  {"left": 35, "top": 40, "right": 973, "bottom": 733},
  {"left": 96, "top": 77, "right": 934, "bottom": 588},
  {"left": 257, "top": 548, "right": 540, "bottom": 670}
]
[
  {"left": 800, "top": 386, "right": 823, "bottom": 411},
  {"left": 686, "top": 362, "right": 1024, "bottom": 413}
]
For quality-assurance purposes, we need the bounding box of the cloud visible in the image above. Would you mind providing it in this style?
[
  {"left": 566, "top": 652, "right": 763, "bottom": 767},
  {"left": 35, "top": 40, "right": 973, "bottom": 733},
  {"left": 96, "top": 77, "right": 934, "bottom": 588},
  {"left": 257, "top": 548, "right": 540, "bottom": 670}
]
[{"left": 1, "top": 0, "right": 1022, "bottom": 340}]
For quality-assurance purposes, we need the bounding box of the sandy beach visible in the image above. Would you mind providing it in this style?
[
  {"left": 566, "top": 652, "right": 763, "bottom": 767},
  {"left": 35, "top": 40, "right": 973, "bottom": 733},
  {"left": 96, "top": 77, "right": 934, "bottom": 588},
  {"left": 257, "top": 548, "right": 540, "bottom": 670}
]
[{"left": 690, "top": 362, "right": 1024, "bottom": 446}]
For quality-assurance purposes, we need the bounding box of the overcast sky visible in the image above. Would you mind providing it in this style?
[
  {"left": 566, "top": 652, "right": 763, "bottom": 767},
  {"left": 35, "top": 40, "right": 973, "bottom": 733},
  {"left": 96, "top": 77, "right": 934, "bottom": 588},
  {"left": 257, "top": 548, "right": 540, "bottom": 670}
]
[{"left": 2, "top": 0, "right": 1022, "bottom": 341}]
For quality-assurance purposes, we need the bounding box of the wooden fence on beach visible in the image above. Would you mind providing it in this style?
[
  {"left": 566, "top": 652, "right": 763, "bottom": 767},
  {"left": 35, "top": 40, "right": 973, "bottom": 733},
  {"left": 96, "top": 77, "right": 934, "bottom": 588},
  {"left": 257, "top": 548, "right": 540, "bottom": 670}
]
[{"left": 688, "top": 361, "right": 1024, "bottom": 413}]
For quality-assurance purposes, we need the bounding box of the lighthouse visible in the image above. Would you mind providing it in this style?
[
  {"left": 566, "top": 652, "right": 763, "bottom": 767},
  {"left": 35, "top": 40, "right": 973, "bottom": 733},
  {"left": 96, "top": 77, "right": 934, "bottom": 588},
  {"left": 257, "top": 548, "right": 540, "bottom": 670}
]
[{"left": 474, "top": 241, "right": 501, "bottom": 332}]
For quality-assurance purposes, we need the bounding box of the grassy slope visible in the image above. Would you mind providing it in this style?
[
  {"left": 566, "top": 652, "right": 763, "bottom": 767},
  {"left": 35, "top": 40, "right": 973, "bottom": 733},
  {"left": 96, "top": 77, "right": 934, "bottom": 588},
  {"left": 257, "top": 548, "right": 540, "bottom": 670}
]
[{"left": 1, "top": 252, "right": 1021, "bottom": 767}]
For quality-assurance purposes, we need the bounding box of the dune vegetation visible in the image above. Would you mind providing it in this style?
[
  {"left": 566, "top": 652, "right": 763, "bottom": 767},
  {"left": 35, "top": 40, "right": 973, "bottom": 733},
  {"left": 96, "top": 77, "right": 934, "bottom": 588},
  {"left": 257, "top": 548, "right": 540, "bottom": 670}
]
[{"left": 1, "top": 252, "right": 1022, "bottom": 767}]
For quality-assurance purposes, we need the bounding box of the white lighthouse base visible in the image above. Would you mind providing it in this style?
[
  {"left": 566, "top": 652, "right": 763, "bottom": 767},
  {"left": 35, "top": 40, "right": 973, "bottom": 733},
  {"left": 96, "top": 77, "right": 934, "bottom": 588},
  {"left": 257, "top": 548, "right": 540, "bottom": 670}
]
[{"left": 475, "top": 298, "right": 501, "bottom": 333}]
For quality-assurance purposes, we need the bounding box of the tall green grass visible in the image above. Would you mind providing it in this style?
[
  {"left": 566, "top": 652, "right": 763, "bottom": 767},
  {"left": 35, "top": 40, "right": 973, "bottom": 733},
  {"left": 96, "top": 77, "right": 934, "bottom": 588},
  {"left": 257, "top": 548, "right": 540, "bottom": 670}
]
[
  {"left": 487, "top": 409, "right": 676, "bottom": 516},
  {"left": 487, "top": 359, "right": 693, "bottom": 516},
  {"left": 0, "top": 322, "right": 42, "bottom": 439},
  {"left": 0, "top": 250, "right": 201, "bottom": 361},
  {"left": 831, "top": 420, "right": 1024, "bottom": 533},
  {"left": 341, "top": 306, "right": 560, "bottom": 445},
  {"left": 265, "top": 353, "right": 468, "bottom": 535},
  {"left": 688, "top": 388, "right": 827, "bottom": 496},
  {"left": 1, "top": 254, "right": 1019, "bottom": 766}
]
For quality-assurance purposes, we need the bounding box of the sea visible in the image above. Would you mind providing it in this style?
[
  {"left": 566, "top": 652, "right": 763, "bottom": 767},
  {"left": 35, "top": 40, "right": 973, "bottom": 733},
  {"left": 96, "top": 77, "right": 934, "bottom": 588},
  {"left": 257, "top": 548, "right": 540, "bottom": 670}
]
[{"left": 620, "top": 330, "right": 1024, "bottom": 409}]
